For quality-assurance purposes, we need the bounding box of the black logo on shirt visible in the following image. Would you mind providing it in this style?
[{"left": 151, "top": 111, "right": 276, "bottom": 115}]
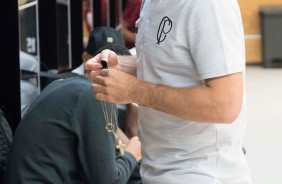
[{"left": 157, "top": 16, "right": 172, "bottom": 45}]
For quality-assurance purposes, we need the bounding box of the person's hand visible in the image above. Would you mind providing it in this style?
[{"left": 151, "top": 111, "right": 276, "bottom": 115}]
[
  {"left": 84, "top": 49, "right": 118, "bottom": 80},
  {"left": 92, "top": 68, "right": 140, "bottom": 104},
  {"left": 125, "top": 136, "right": 141, "bottom": 161}
]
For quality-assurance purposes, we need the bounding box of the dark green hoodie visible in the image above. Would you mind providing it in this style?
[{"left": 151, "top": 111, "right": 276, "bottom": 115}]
[{"left": 4, "top": 76, "right": 138, "bottom": 184}]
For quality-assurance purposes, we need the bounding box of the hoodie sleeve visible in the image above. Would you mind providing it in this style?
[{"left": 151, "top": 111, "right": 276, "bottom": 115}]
[{"left": 72, "top": 85, "right": 138, "bottom": 184}]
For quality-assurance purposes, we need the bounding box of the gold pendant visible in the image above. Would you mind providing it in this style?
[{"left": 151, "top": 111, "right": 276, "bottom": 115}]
[
  {"left": 116, "top": 138, "right": 126, "bottom": 155},
  {"left": 105, "top": 123, "right": 115, "bottom": 133}
]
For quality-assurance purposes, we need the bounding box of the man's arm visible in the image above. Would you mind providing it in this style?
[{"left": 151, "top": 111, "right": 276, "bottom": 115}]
[
  {"left": 131, "top": 72, "right": 243, "bottom": 123},
  {"left": 87, "top": 50, "right": 243, "bottom": 124},
  {"left": 94, "top": 70, "right": 243, "bottom": 124}
]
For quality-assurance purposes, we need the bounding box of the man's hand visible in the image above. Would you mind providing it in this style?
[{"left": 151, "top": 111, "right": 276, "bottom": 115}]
[
  {"left": 85, "top": 49, "right": 139, "bottom": 104},
  {"left": 84, "top": 49, "right": 118, "bottom": 80},
  {"left": 125, "top": 136, "right": 141, "bottom": 161},
  {"left": 92, "top": 68, "right": 139, "bottom": 104}
]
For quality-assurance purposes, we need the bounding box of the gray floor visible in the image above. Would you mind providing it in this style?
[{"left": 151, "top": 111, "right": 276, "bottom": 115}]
[{"left": 244, "top": 65, "right": 282, "bottom": 184}]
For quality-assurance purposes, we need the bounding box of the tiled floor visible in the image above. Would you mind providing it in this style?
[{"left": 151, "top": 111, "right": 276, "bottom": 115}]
[{"left": 244, "top": 65, "right": 282, "bottom": 184}]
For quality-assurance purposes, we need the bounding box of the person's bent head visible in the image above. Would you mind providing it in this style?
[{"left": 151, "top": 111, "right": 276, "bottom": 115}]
[{"left": 82, "top": 27, "right": 126, "bottom": 63}]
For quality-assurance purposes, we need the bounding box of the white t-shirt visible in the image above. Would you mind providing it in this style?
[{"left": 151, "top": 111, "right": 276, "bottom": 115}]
[
  {"left": 20, "top": 51, "right": 39, "bottom": 118},
  {"left": 72, "top": 63, "right": 84, "bottom": 75},
  {"left": 135, "top": 0, "right": 251, "bottom": 183}
]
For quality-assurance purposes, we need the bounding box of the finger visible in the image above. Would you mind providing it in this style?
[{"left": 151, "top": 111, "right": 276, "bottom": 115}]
[
  {"left": 100, "top": 49, "right": 117, "bottom": 68},
  {"left": 84, "top": 61, "right": 102, "bottom": 72},
  {"left": 95, "top": 92, "right": 107, "bottom": 101},
  {"left": 98, "top": 69, "right": 109, "bottom": 77},
  {"left": 89, "top": 70, "right": 100, "bottom": 79},
  {"left": 92, "top": 83, "right": 107, "bottom": 94},
  {"left": 100, "top": 49, "right": 113, "bottom": 62},
  {"left": 84, "top": 53, "right": 102, "bottom": 71},
  {"left": 130, "top": 136, "right": 140, "bottom": 141},
  {"left": 93, "top": 75, "right": 107, "bottom": 86},
  {"left": 88, "top": 53, "right": 102, "bottom": 63}
]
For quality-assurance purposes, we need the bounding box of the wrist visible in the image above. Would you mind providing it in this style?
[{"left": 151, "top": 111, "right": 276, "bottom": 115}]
[{"left": 125, "top": 151, "right": 141, "bottom": 162}]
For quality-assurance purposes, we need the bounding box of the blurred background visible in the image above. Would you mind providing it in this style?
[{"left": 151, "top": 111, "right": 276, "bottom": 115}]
[
  {"left": 238, "top": 1, "right": 282, "bottom": 183},
  {"left": 0, "top": 0, "right": 282, "bottom": 183}
]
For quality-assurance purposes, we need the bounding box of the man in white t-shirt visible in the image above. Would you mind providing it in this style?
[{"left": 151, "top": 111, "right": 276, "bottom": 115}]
[{"left": 85, "top": 0, "right": 252, "bottom": 183}]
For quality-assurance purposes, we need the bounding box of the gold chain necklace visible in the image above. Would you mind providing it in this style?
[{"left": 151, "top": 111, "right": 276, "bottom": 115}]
[
  {"left": 100, "top": 95, "right": 125, "bottom": 155},
  {"left": 100, "top": 60, "right": 125, "bottom": 155}
]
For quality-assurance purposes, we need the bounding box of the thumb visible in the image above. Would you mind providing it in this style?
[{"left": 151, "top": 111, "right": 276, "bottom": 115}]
[{"left": 100, "top": 49, "right": 118, "bottom": 68}]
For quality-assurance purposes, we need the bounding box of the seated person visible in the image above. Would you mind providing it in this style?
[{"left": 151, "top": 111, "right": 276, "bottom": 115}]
[
  {"left": 3, "top": 76, "right": 141, "bottom": 184},
  {"left": 40, "top": 27, "right": 139, "bottom": 138}
]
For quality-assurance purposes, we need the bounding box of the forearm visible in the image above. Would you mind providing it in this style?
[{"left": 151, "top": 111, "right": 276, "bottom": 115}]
[
  {"left": 114, "top": 152, "right": 138, "bottom": 183},
  {"left": 121, "top": 27, "right": 135, "bottom": 44},
  {"left": 116, "top": 55, "right": 137, "bottom": 76},
  {"left": 88, "top": 152, "right": 138, "bottom": 184},
  {"left": 131, "top": 79, "right": 242, "bottom": 123}
]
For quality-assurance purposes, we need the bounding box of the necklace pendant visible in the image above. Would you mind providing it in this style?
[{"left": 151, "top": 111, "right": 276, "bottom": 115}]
[
  {"left": 105, "top": 123, "right": 115, "bottom": 133},
  {"left": 116, "top": 138, "right": 126, "bottom": 155}
]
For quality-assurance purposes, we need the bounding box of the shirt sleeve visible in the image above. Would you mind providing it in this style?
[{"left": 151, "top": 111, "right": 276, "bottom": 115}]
[
  {"left": 72, "top": 86, "right": 138, "bottom": 184},
  {"left": 187, "top": 0, "right": 245, "bottom": 79}
]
